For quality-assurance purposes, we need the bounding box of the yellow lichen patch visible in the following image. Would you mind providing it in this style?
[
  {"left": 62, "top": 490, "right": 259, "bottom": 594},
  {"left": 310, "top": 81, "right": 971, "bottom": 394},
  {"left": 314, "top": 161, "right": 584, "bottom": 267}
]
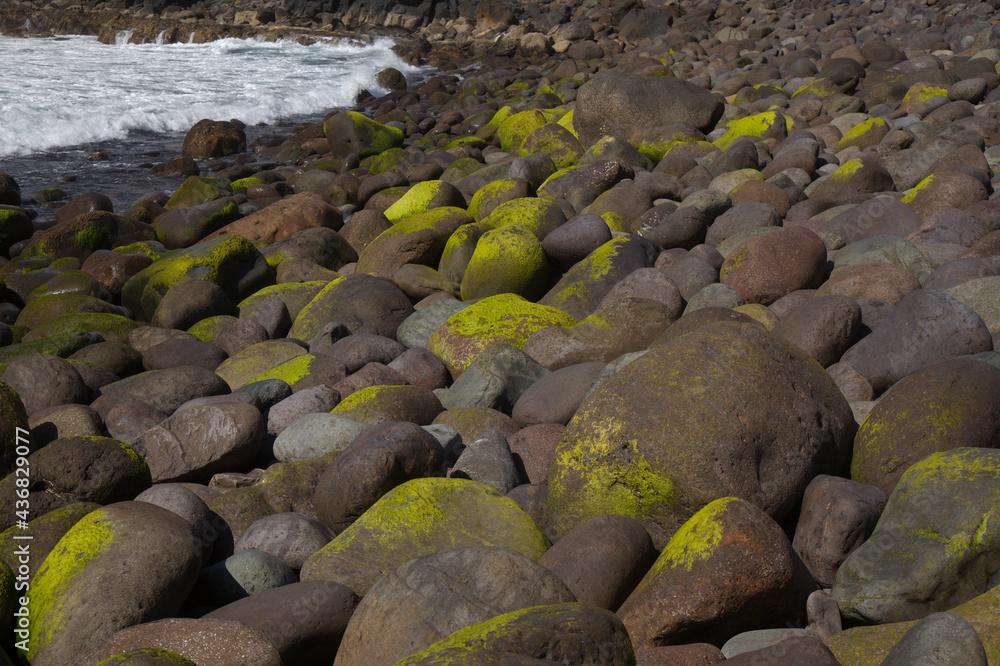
[
  {"left": 658, "top": 497, "right": 737, "bottom": 572},
  {"left": 792, "top": 78, "right": 841, "bottom": 99},
  {"left": 27, "top": 513, "right": 114, "bottom": 658},
  {"left": 901, "top": 83, "right": 948, "bottom": 112},
  {"left": 214, "top": 340, "right": 308, "bottom": 390},
  {"left": 901, "top": 174, "right": 937, "bottom": 203},
  {"left": 713, "top": 112, "right": 786, "bottom": 151},
  {"left": 247, "top": 353, "right": 320, "bottom": 389},
  {"left": 460, "top": 223, "right": 548, "bottom": 301},
  {"left": 384, "top": 181, "right": 450, "bottom": 222},
  {"left": 734, "top": 303, "right": 777, "bottom": 329},
  {"left": 836, "top": 117, "right": 889, "bottom": 152},
  {"left": 601, "top": 211, "right": 629, "bottom": 233}
]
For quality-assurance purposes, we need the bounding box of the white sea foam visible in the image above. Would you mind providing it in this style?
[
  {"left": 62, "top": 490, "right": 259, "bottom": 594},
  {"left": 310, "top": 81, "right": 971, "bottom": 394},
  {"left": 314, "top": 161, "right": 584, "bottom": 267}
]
[{"left": 0, "top": 34, "right": 424, "bottom": 158}]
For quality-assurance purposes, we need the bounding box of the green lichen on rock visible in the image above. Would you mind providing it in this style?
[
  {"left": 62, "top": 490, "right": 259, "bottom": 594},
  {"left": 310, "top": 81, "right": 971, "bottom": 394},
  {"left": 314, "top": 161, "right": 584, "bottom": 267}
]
[
  {"left": 384, "top": 181, "right": 450, "bottom": 222},
  {"left": 0, "top": 332, "right": 101, "bottom": 364},
  {"left": 163, "top": 176, "right": 231, "bottom": 211},
  {"left": 15, "top": 293, "right": 124, "bottom": 330},
  {"left": 497, "top": 109, "right": 560, "bottom": 154},
  {"left": 20, "top": 313, "right": 139, "bottom": 344},
  {"left": 186, "top": 314, "right": 238, "bottom": 343},
  {"left": 247, "top": 352, "right": 323, "bottom": 390},
  {"left": 299, "top": 477, "right": 550, "bottom": 596},
  {"left": 482, "top": 197, "right": 566, "bottom": 240},
  {"left": 325, "top": 110, "right": 404, "bottom": 159},
  {"left": 460, "top": 222, "right": 549, "bottom": 301},
  {"left": 427, "top": 293, "right": 578, "bottom": 377},
  {"left": 836, "top": 117, "right": 889, "bottom": 152},
  {"left": 468, "top": 178, "right": 526, "bottom": 222},
  {"left": 901, "top": 83, "right": 948, "bottom": 111},
  {"left": 792, "top": 78, "right": 842, "bottom": 99},
  {"left": 121, "top": 233, "right": 274, "bottom": 322},
  {"left": 713, "top": 111, "right": 790, "bottom": 150},
  {"left": 655, "top": 497, "right": 737, "bottom": 572},
  {"left": 229, "top": 177, "right": 267, "bottom": 194},
  {"left": 237, "top": 281, "right": 328, "bottom": 322},
  {"left": 214, "top": 340, "right": 308, "bottom": 390},
  {"left": 26, "top": 511, "right": 114, "bottom": 659},
  {"left": 112, "top": 241, "right": 164, "bottom": 260},
  {"left": 519, "top": 122, "right": 584, "bottom": 170},
  {"left": 361, "top": 147, "right": 410, "bottom": 176}
]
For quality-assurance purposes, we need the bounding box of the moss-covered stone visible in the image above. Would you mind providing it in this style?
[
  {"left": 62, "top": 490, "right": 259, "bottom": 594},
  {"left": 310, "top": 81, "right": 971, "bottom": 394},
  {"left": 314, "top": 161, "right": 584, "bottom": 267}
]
[
  {"left": 186, "top": 314, "right": 238, "bottom": 343},
  {"left": 427, "top": 293, "right": 578, "bottom": 378},
  {"left": 0, "top": 502, "right": 101, "bottom": 581},
  {"left": 519, "top": 122, "right": 584, "bottom": 170},
  {"left": 214, "top": 340, "right": 307, "bottom": 390},
  {"left": 287, "top": 273, "right": 413, "bottom": 341},
  {"left": 441, "top": 157, "right": 486, "bottom": 184},
  {"left": 481, "top": 197, "right": 566, "bottom": 241},
  {"left": 330, "top": 384, "right": 442, "bottom": 425},
  {"left": 15, "top": 293, "right": 126, "bottom": 330},
  {"left": 325, "top": 110, "right": 404, "bottom": 159},
  {"left": 229, "top": 177, "right": 267, "bottom": 194},
  {"left": 467, "top": 178, "right": 530, "bottom": 222},
  {"left": 121, "top": 234, "right": 274, "bottom": 323},
  {"left": 901, "top": 83, "right": 949, "bottom": 112},
  {"left": 162, "top": 176, "right": 232, "bottom": 212},
  {"left": 246, "top": 352, "right": 345, "bottom": 392},
  {"left": 460, "top": 223, "right": 549, "bottom": 301},
  {"left": 300, "top": 477, "right": 551, "bottom": 596},
  {"left": 236, "top": 281, "right": 327, "bottom": 322},
  {"left": 497, "top": 109, "right": 563, "bottom": 154},
  {"left": 358, "top": 208, "right": 472, "bottom": 279},
  {"left": 112, "top": 241, "right": 164, "bottom": 261},
  {"left": 836, "top": 117, "right": 890, "bottom": 152},
  {"left": 713, "top": 111, "right": 791, "bottom": 151},
  {"left": 19, "top": 211, "right": 120, "bottom": 260},
  {"left": 538, "top": 236, "right": 658, "bottom": 320},
  {"left": 547, "top": 320, "right": 855, "bottom": 549},
  {"left": 361, "top": 147, "right": 410, "bottom": 176},
  {"left": 0, "top": 332, "right": 103, "bottom": 365},
  {"left": 20, "top": 313, "right": 139, "bottom": 344},
  {"left": 383, "top": 181, "right": 466, "bottom": 222},
  {"left": 395, "top": 602, "right": 634, "bottom": 665}
]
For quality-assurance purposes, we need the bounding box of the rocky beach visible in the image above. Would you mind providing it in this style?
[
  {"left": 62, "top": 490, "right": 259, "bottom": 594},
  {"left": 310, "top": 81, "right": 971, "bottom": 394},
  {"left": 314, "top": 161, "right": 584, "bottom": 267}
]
[{"left": 2, "top": 0, "right": 1000, "bottom": 663}]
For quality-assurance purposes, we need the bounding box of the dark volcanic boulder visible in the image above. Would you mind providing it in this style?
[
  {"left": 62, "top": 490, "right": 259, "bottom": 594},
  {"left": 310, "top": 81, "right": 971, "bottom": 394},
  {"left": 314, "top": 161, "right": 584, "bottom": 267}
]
[
  {"left": 574, "top": 72, "right": 725, "bottom": 146},
  {"left": 181, "top": 119, "right": 246, "bottom": 159},
  {"left": 548, "top": 321, "right": 855, "bottom": 548}
]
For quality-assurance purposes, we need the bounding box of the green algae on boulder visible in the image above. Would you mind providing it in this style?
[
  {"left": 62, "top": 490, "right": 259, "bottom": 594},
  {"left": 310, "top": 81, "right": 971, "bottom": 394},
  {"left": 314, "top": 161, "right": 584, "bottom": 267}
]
[
  {"left": 20, "top": 313, "right": 139, "bottom": 344},
  {"left": 520, "top": 122, "right": 584, "bottom": 169},
  {"left": 330, "top": 384, "right": 443, "bottom": 425},
  {"left": 300, "top": 477, "right": 551, "bottom": 596},
  {"left": 121, "top": 234, "right": 274, "bottom": 322},
  {"left": 15, "top": 293, "right": 128, "bottom": 330},
  {"left": 0, "top": 502, "right": 101, "bottom": 581},
  {"left": 288, "top": 273, "right": 414, "bottom": 341},
  {"left": 18, "top": 211, "right": 122, "bottom": 260},
  {"left": 481, "top": 196, "right": 567, "bottom": 241},
  {"left": 460, "top": 222, "right": 549, "bottom": 301},
  {"left": 394, "top": 602, "right": 634, "bottom": 665},
  {"left": 25, "top": 502, "right": 202, "bottom": 666},
  {"left": 236, "top": 281, "right": 328, "bottom": 322},
  {"left": 547, "top": 321, "right": 855, "bottom": 549},
  {"left": 851, "top": 359, "right": 1000, "bottom": 495},
  {"left": 382, "top": 180, "right": 466, "bottom": 222},
  {"left": 162, "top": 176, "right": 231, "bottom": 211},
  {"left": 713, "top": 111, "right": 791, "bottom": 151},
  {"left": 214, "top": 340, "right": 307, "bottom": 390},
  {"left": 834, "top": 447, "right": 1000, "bottom": 625},
  {"left": 538, "top": 236, "right": 659, "bottom": 320},
  {"left": 325, "top": 110, "right": 404, "bottom": 158},
  {"left": 618, "top": 497, "right": 815, "bottom": 649},
  {"left": 426, "top": 293, "right": 578, "bottom": 378},
  {"left": 357, "top": 207, "right": 471, "bottom": 279}
]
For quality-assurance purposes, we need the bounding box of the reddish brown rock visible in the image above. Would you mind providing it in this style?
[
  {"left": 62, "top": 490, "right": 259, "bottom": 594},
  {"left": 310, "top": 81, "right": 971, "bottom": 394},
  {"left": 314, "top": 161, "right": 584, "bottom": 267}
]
[
  {"left": 82, "top": 250, "right": 153, "bottom": 294},
  {"left": 508, "top": 423, "right": 565, "bottom": 485},
  {"left": 816, "top": 262, "right": 921, "bottom": 305},
  {"left": 721, "top": 227, "right": 828, "bottom": 305},
  {"left": 205, "top": 192, "right": 343, "bottom": 245}
]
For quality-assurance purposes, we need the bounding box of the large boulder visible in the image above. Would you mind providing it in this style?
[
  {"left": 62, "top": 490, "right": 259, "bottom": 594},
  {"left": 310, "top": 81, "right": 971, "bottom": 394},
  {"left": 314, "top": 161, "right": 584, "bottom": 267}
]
[
  {"left": 834, "top": 448, "right": 1000, "bottom": 624},
  {"left": 548, "top": 321, "right": 855, "bottom": 548},
  {"left": 25, "top": 502, "right": 202, "bottom": 665},
  {"left": 574, "top": 72, "right": 725, "bottom": 146},
  {"left": 181, "top": 119, "right": 246, "bottom": 159}
]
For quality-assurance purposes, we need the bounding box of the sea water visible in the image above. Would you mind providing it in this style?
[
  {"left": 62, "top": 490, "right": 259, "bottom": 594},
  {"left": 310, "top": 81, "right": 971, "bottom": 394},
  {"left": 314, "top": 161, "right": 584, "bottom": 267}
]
[{"left": 0, "top": 33, "right": 425, "bottom": 210}]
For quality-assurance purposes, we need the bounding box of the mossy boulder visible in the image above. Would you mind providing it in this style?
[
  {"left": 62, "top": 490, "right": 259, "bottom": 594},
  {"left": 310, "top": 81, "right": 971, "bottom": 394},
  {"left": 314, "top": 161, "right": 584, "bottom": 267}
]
[
  {"left": 0, "top": 379, "right": 28, "bottom": 477},
  {"left": 0, "top": 332, "right": 104, "bottom": 365},
  {"left": 538, "top": 236, "right": 659, "bottom": 319},
  {"left": 300, "top": 477, "right": 550, "bottom": 596},
  {"left": 330, "top": 384, "right": 443, "bottom": 425},
  {"left": 497, "top": 109, "right": 557, "bottom": 154},
  {"left": 362, "top": 148, "right": 411, "bottom": 176},
  {"left": 383, "top": 181, "right": 467, "bottom": 222},
  {"left": 247, "top": 352, "right": 346, "bottom": 392},
  {"left": 15, "top": 294, "right": 128, "bottom": 330},
  {"left": 25, "top": 502, "right": 202, "bottom": 665},
  {"left": 834, "top": 448, "right": 1000, "bottom": 624},
  {"left": 0, "top": 502, "right": 101, "bottom": 581},
  {"left": 436, "top": 221, "right": 489, "bottom": 284},
  {"left": 162, "top": 176, "right": 232, "bottom": 212},
  {"left": 236, "top": 281, "right": 327, "bottom": 322},
  {"left": 851, "top": 359, "right": 1000, "bottom": 495},
  {"left": 186, "top": 314, "right": 238, "bottom": 343},
  {"left": 152, "top": 197, "right": 241, "bottom": 249},
  {"left": 901, "top": 83, "right": 948, "bottom": 112},
  {"left": 618, "top": 497, "right": 815, "bottom": 649},
  {"left": 20, "top": 211, "right": 120, "bottom": 259},
  {"left": 460, "top": 223, "right": 549, "bottom": 301},
  {"left": 826, "top": 584, "right": 1000, "bottom": 664},
  {"left": 325, "top": 111, "right": 404, "bottom": 158},
  {"left": 121, "top": 234, "right": 274, "bottom": 323},
  {"left": 808, "top": 158, "right": 896, "bottom": 204},
  {"left": 548, "top": 321, "right": 855, "bottom": 549},
  {"left": 288, "top": 273, "right": 414, "bottom": 341},
  {"left": 900, "top": 170, "right": 990, "bottom": 220},
  {"left": 214, "top": 340, "right": 307, "bottom": 391},
  {"left": 836, "top": 117, "right": 890, "bottom": 152},
  {"left": 181, "top": 119, "right": 245, "bottom": 159},
  {"left": 713, "top": 111, "right": 791, "bottom": 151},
  {"left": 482, "top": 197, "right": 567, "bottom": 241},
  {"left": 395, "top": 602, "right": 633, "bottom": 665},
  {"left": 427, "top": 293, "right": 578, "bottom": 378},
  {"left": 467, "top": 178, "right": 531, "bottom": 222},
  {"left": 357, "top": 207, "right": 471, "bottom": 279},
  {"left": 0, "top": 207, "right": 34, "bottom": 256},
  {"left": 520, "top": 122, "right": 584, "bottom": 169},
  {"left": 21, "top": 313, "right": 139, "bottom": 345}
]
